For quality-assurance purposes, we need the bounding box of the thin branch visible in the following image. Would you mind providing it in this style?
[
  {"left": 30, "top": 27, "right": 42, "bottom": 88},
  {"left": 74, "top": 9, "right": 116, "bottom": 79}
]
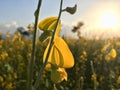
[
  {"left": 27, "top": 0, "right": 42, "bottom": 90},
  {"left": 33, "top": 0, "right": 63, "bottom": 89},
  {"left": 90, "top": 61, "right": 97, "bottom": 90}
]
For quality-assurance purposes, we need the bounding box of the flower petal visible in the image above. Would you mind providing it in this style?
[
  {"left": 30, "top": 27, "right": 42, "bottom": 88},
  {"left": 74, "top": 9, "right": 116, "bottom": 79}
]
[
  {"left": 54, "top": 37, "right": 74, "bottom": 68},
  {"left": 43, "top": 37, "right": 74, "bottom": 68},
  {"left": 51, "top": 68, "right": 67, "bottom": 83},
  {"left": 38, "top": 16, "right": 61, "bottom": 36}
]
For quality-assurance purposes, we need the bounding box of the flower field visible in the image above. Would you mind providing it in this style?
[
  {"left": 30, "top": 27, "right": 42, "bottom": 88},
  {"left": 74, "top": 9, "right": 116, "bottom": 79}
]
[{"left": 0, "top": 33, "right": 120, "bottom": 90}]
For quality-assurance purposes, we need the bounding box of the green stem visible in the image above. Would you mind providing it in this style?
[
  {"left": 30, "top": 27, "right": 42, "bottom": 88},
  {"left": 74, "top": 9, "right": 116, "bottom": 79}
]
[
  {"left": 80, "top": 76, "right": 84, "bottom": 90},
  {"left": 90, "top": 61, "right": 97, "bottom": 90},
  {"left": 90, "top": 61, "right": 95, "bottom": 75},
  {"left": 33, "top": 0, "right": 63, "bottom": 89},
  {"left": 27, "top": 0, "right": 42, "bottom": 90}
]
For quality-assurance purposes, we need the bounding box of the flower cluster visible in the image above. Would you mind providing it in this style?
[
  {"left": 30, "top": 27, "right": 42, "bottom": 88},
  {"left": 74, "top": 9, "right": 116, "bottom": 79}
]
[{"left": 38, "top": 16, "right": 74, "bottom": 83}]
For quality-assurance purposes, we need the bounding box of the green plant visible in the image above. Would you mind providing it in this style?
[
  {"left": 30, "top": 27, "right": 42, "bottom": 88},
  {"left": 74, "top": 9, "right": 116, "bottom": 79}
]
[{"left": 27, "top": 0, "right": 77, "bottom": 90}]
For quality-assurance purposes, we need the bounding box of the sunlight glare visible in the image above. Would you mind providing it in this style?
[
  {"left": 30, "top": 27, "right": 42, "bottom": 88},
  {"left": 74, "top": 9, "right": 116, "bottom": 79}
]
[{"left": 99, "top": 12, "right": 119, "bottom": 29}]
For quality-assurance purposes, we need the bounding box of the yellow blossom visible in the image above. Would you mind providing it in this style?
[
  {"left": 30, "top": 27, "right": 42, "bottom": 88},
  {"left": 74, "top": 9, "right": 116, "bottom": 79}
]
[
  {"left": 13, "top": 73, "right": 17, "bottom": 79},
  {"left": 0, "top": 51, "right": 8, "bottom": 60},
  {"left": 8, "top": 74, "right": 12, "bottom": 81},
  {"left": 0, "top": 76, "right": 4, "bottom": 82},
  {"left": 1, "top": 81, "right": 6, "bottom": 87},
  {"left": 101, "top": 43, "right": 110, "bottom": 52},
  {"left": 27, "top": 53, "right": 31, "bottom": 59},
  {"left": 51, "top": 68, "right": 67, "bottom": 83},
  {"left": 6, "top": 32, "right": 11, "bottom": 38},
  {"left": 0, "top": 40, "right": 3, "bottom": 44},
  {"left": 83, "top": 50, "right": 87, "bottom": 57},
  {"left": 105, "top": 54, "right": 111, "bottom": 62},
  {"left": 38, "top": 16, "right": 61, "bottom": 36},
  {"left": 12, "top": 35, "right": 17, "bottom": 42},
  {"left": 117, "top": 76, "right": 120, "bottom": 84},
  {"left": 43, "top": 36, "right": 74, "bottom": 83},
  {"left": 91, "top": 73, "right": 97, "bottom": 81},
  {"left": 109, "top": 48, "right": 117, "bottom": 59},
  {"left": 116, "top": 41, "right": 120, "bottom": 47},
  {"left": 6, "top": 82, "right": 13, "bottom": 89},
  {"left": 99, "top": 75, "right": 104, "bottom": 82},
  {"left": 80, "top": 50, "right": 87, "bottom": 61},
  {"left": 43, "top": 36, "right": 74, "bottom": 68},
  {"left": 12, "top": 33, "right": 21, "bottom": 42},
  {"left": 105, "top": 48, "right": 117, "bottom": 61},
  {"left": 0, "top": 45, "right": 2, "bottom": 49}
]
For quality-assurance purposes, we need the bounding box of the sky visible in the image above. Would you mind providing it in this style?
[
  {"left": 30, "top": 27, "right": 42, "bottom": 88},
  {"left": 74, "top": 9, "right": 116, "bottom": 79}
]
[{"left": 0, "top": 0, "right": 120, "bottom": 38}]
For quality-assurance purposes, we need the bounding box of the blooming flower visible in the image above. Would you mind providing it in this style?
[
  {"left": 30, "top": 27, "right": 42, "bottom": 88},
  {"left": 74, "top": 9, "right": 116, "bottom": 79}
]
[
  {"left": 39, "top": 16, "right": 74, "bottom": 83},
  {"left": 105, "top": 48, "right": 117, "bottom": 61},
  {"left": 43, "top": 37, "right": 74, "bottom": 68},
  {"left": 117, "top": 76, "right": 120, "bottom": 84},
  {"left": 43, "top": 36, "right": 74, "bottom": 83},
  {"left": 38, "top": 16, "right": 61, "bottom": 36},
  {"left": 51, "top": 68, "right": 67, "bottom": 83}
]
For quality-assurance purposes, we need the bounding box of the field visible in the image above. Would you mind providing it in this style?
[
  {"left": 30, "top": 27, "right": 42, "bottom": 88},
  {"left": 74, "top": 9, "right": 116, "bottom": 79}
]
[{"left": 0, "top": 33, "right": 120, "bottom": 90}]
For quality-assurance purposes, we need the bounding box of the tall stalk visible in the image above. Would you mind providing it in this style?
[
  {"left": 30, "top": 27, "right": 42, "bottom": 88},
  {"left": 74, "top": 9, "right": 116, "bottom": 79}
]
[
  {"left": 33, "top": 0, "right": 63, "bottom": 89},
  {"left": 27, "top": 0, "right": 42, "bottom": 90},
  {"left": 90, "top": 61, "right": 97, "bottom": 90}
]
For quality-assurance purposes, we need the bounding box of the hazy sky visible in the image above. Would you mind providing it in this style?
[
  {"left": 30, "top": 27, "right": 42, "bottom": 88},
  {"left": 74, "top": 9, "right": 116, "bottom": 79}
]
[
  {"left": 0, "top": 0, "right": 78, "bottom": 26},
  {"left": 0, "top": 0, "right": 120, "bottom": 38}
]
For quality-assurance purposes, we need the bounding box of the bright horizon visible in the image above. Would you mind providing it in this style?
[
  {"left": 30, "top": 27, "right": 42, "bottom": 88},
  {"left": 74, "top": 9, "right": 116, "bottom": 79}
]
[{"left": 0, "top": 0, "right": 120, "bottom": 38}]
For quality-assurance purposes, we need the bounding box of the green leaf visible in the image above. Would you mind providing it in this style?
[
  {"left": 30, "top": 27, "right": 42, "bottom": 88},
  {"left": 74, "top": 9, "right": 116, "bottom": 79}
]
[
  {"left": 63, "top": 4, "right": 77, "bottom": 15},
  {"left": 5, "top": 64, "right": 13, "bottom": 71}
]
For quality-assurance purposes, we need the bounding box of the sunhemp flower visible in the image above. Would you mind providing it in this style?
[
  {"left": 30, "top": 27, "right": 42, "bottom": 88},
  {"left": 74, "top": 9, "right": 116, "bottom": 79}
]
[
  {"left": 109, "top": 48, "right": 117, "bottom": 59},
  {"left": 105, "top": 48, "right": 117, "bottom": 61},
  {"left": 38, "top": 16, "right": 74, "bottom": 83},
  {"left": 51, "top": 67, "right": 67, "bottom": 83},
  {"left": 43, "top": 37, "right": 74, "bottom": 68},
  {"left": 0, "top": 51, "right": 8, "bottom": 60},
  {"left": 117, "top": 76, "right": 120, "bottom": 84},
  {"left": 38, "top": 16, "right": 61, "bottom": 36},
  {"left": 43, "top": 37, "right": 74, "bottom": 83},
  {"left": 0, "top": 75, "right": 4, "bottom": 82}
]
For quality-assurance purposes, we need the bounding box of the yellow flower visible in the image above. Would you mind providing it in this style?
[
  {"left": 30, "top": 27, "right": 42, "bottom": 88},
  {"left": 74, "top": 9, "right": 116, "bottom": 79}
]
[
  {"left": 80, "top": 50, "right": 87, "bottom": 61},
  {"left": 109, "top": 48, "right": 117, "bottom": 59},
  {"left": 51, "top": 68, "right": 67, "bottom": 83},
  {"left": 99, "top": 75, "right": 104, "bottom": 82},
  {"left": 101, "top": 43, "right": 110, "bottom": 52},
  {"left": 0, "top": 75, "right": 4, "bottom": 82},
  {"left": 6, "top": 82, "right": 13, "bottom": 89},
  {"left": 0, "top": 40, "right": 3, "bottom": 44},
  {"left": 83, "top": 50, "right": 87, "bottom": 57},
  {"left": 116, "top": 41, "right": 120, "bottom": 47},
  {"left": 105, "top": 48, "right": 117, "bottom": 61},
  {"left": 0, "top": 51, "right": 8, "bottom": 60},
  {"left": 43, "top": 37, "right": 74, "bottom": 68},
  {"left": 43, "top": 36, "right": 74, "bottom": 83},
  {"left": 38, "top": 16, "right": 61, "bottom": 36},
  {"left": 0, "top": 45, "right": 2, "bottom": 49},
  {"left": 105, "top": 54, "right": 111, "bottom": 62},
  {"left": 117, "top": 76, "right": 120, "bottom": 84},
  {"left": 13, "top": 73, "right": 17, "bottom": 79},
  {"left": 8, "top": 74, "right": 12, "bottom": 81},
  {"left": 12, "top": 33, "right": 21, "bottom": 42},
  {"left": 6, "top": 32, "right": 11, "bottom": 38},
  {"left": 91, "top": 73, "right": 97, "bottom": 81}
]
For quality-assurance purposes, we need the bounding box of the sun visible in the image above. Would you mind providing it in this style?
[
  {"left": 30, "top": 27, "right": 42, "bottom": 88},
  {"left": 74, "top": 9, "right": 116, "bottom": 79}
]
[{"left": 98, "top": 12, "right": 119, "bottom": 29}]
